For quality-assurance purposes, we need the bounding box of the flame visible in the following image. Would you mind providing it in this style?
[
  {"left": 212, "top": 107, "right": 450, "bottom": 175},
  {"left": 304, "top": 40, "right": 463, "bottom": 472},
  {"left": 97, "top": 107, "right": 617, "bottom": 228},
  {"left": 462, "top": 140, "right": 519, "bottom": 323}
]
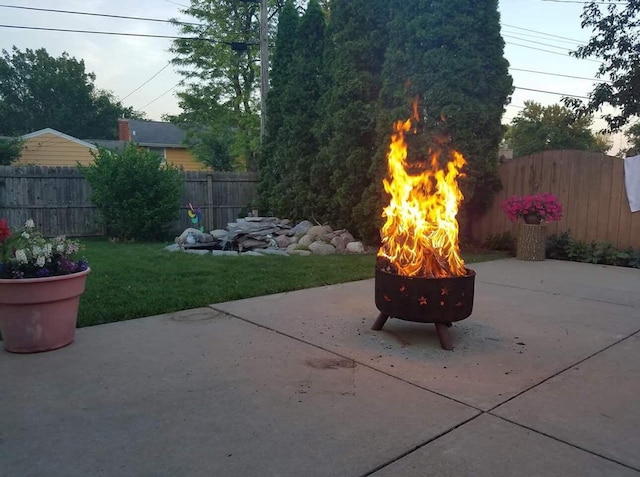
[{"left": 377, "top": 109, "right": 467, "bottom": 278}]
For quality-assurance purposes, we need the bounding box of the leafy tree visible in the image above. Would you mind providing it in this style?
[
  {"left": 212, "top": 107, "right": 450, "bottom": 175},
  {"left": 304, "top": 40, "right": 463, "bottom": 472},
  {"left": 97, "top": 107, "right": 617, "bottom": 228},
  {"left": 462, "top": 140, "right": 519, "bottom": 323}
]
[
  {"left": 171, "top": 1, "right": 264, "bottom": 171},
  {"left": 0, "top": 137, "right": 23, "bottom": 165},
  {"left": 258, "top": 0, "right": 299, "bottom": 212},
  {"left": 624, "top": 122, "right": 640, "bottom": 154},
  {"left": 509, "top": 101, "right": 609, "bottom": 157},
  {"left": 312, "top": 0, "right": 391, "bottom": 236},
  {"left": 0, "top": 47, "right": 140, "bottom": 139},
  {"left": 571, "top": 0, "right": 640, "bottom": 130},
  {"left": 80, "top": 145, "right": 185, "bottom": 240},
  {"left": 358, "top": 0, "right": 512, "bottom": 241},
  {"left": 260, "top": 0, "right": 326, "bottom": 219}
]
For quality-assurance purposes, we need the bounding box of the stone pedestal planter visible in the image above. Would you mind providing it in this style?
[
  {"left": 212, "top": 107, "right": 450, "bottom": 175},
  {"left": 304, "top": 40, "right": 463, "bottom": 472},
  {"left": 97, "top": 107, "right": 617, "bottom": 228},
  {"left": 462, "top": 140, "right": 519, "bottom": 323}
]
[{"left": 517, "top": 223, "right": 546, "bottom": 261}]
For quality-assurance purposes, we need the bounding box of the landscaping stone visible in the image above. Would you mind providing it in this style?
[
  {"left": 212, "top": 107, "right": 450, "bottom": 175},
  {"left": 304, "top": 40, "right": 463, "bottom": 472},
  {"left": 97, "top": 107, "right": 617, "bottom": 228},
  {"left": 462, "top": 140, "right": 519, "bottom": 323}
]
[
  {"left": 288, "top": 249, "right": 312, "bottom": 256},
  {"left": 297, "top": 234, "right": 314, "bottom": 248},
  {"left": 211, "top": 250, "right": 239, "bottom": 256},
  {"left": 165, "top": 244, "right": 181, "bottom": 252},
  {"left": 211, "top": 229, "right": 227, "bottom": 239},
  {"left": 346, "top": 241, "right": 365, "bottom": 253},
  {"left": 331, "top": 231, "right": 355, "bottom": 252},
  {"left": 309, "top": 242, "right": 336, "bottom": 255},
  {"left": 256, "top": 249, "right": 290, "bottom": 256},
  {"left": 275, "top": 235, "right": 291, "bottom": 248},
  {"left": 183, "top": 249, "right": 210, "bottom": 255},
  {"left": 292, "top": 220, "right": 313, "bottom": 237}
]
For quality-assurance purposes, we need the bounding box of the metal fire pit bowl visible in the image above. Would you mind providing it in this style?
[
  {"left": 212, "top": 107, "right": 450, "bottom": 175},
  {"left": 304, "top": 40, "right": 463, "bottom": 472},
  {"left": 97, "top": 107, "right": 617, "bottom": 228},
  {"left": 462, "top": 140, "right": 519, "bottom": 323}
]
[{"left": 373, "top": 267, "right": 476, "bottom": 350}]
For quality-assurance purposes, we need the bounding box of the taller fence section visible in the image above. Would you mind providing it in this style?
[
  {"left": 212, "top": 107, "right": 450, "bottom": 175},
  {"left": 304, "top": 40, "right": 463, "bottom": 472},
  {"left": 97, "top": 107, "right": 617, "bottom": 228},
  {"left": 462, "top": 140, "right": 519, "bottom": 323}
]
[
  {"left": 0, "top": 166, "right": 260, "bottom": 237},
  {"left": 472, "top": 150, "right": 640, "bottom": 250}
]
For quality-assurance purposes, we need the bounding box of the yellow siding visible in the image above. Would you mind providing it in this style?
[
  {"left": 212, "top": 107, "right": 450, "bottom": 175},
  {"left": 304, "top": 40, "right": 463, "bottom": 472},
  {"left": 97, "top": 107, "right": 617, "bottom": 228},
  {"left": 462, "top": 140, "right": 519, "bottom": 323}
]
[
  {"left": 17, "top": 133, "right": 95, "bottom": 167},
  {"left": 166, "top": 148, "right": 208, "bottom": 171}
]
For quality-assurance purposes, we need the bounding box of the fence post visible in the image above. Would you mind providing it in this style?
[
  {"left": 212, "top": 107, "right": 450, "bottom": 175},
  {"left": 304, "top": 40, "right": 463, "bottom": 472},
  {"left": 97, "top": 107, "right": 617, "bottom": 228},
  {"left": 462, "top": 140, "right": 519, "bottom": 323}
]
[{"left": 206, "top": 173, "right": 214, "bottom": 231}]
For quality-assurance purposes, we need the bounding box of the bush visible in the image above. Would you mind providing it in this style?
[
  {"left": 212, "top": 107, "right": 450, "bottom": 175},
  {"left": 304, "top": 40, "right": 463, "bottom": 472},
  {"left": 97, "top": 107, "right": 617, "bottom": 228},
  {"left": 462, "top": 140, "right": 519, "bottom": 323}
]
[
  {"left": 80, "top": 145, "right": 184, "bottom": 240},
  {"left": 484, "top": 232, "right": 516, "bottom": 254},
  {"left": 546, "top": 231, "right": 640, "bottom": 268},
  {"left": 0, "top": 137, "right": 23, "bottom": 165}
]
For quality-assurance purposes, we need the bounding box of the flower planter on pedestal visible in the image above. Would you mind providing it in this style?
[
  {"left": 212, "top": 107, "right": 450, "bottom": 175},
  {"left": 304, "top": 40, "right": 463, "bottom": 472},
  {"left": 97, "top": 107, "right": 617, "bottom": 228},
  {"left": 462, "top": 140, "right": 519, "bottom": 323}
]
[
  {"left": 517, "top": 223, "right": 546, "bottom": 261},
  {"left": 0, "top": 268, "right": 90, "bottom": 353}
]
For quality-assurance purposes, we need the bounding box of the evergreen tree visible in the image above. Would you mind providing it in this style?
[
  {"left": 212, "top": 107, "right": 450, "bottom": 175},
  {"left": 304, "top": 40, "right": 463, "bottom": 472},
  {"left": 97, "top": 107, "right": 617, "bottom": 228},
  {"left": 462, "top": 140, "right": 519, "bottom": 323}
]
[
  {"left": 258, "top": 0, "right": 299, "bottom": 212},
  {"left": 361, "top": 0, "right": 512, "bottom": 241},
  {"left": 263, "top": 0, "right": 326, "bottom": 219},
  {"left": 313, "top": 0, "right": 391, "bottom": 236}
]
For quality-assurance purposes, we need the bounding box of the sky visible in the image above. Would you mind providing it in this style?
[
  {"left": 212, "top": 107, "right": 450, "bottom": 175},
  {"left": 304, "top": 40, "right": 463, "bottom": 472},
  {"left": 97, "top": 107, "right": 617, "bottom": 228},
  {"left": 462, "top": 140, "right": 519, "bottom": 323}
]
[{"left": 0, "top": 0, "right": 628, "bottom": 152}]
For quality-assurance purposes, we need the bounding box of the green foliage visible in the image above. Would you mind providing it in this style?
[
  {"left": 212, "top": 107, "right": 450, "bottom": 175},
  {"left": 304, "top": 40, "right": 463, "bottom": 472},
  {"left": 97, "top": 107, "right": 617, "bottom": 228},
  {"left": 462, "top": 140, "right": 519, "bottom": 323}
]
[
  {"left": 312, "top": 0, "right": 391, "bottom": 238},
  {"left": 0, "top": 137, "right": 23, "bottom": 165},
  {"left": 259, "top": 0, "right": 300, "bottom": 212},
  {"left": 364, "top": 0, "right": 512, "bottom": 242},
  {"left": 170, "top": 1, "right": 263, "bottom": 171},
  {"left": 483, "top": 232, "right": 516, "bottom": 254},
  {"left": 624, "top": 122, "right": 640, "bottom": 154},
  {"left": 545, "top": 231, "right": 640, "bottom": 268},
  {"left": 509, "top": 101, "right": 609, "bottom": 158},
  {"left": 571, "top": 0, "right": 640, "bottom": 130},
  {"left": 0, "top": 47, "right": 140, "bottom": 138},
  {"left": 79, "top": 145, "right": 185, "bottom": 240},
  {"left": 259, "top": 0, "right": 326, "bottom": 219}
]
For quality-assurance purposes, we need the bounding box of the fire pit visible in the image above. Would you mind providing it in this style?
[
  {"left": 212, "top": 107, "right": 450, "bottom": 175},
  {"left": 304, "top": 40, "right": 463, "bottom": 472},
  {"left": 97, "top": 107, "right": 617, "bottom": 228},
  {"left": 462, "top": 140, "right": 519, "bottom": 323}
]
[{"left": 372, "top": 102, "right": 475, "bottom": 350}]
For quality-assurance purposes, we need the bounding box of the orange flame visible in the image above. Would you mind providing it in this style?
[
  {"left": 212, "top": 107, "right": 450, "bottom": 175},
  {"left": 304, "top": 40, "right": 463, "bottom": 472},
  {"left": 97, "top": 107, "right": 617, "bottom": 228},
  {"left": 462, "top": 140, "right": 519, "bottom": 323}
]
[{"left": 377, "top": 110, "right": 467, "bottom": 278}]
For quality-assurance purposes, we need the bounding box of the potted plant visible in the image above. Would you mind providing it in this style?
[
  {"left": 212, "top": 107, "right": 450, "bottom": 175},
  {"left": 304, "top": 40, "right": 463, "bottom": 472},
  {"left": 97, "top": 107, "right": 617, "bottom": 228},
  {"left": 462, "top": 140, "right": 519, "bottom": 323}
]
[
  {"left": 501, "top": 193, "right": 564, "bottom": 225},
  {"left": 502, "top": 194, "right": 563, "bottom": 261},
  {"left": 0, "top": 218, "right": 90, "bottom": 353}
]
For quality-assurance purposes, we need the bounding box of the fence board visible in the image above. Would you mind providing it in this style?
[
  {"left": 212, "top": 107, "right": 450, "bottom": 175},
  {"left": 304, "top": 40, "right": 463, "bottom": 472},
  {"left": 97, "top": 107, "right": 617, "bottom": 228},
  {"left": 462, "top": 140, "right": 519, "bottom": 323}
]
[
  {"left": 0, "top": 166, "right": 259, "bottom": 237},
  {"left": 472, "top": 151, "right": 640, "bottom": 250}
]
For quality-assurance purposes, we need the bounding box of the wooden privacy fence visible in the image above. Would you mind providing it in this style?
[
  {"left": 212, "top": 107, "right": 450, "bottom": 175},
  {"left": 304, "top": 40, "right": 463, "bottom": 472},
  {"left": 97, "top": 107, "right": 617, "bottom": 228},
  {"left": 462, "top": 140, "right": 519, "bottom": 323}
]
[
  {"left": 0, "top": 166, "right": 259, "bottom": 237},
  {"left": 472, "top": 150, "right": 640, "bottom": 250}
]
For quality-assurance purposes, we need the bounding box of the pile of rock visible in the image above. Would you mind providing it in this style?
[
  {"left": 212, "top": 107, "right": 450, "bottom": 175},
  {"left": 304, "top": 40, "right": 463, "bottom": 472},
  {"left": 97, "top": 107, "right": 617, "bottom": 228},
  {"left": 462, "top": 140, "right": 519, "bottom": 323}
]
[{"left": 168, "top": 217, "right": 366, "bottom": 256}]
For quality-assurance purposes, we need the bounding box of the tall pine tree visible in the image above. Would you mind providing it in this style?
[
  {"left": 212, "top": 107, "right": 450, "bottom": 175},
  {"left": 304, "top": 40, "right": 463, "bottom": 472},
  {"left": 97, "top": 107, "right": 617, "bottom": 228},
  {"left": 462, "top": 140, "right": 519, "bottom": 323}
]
[
  {"left": 313, "top": 0, "right": 391, "bottom": 236},
  {"left": 258, "top": 0, "right": 299, "bottom": 212},
  {"left": 361, "top": 0, "right": 512, "bottom": 241},
  {"left": 261, "top": 0, "right": 326, "bottom": 219}
]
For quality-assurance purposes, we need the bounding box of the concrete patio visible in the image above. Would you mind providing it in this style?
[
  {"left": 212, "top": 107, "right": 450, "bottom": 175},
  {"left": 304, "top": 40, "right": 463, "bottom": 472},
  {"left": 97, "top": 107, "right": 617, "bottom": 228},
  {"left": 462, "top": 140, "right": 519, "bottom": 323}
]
[{"left": 1, "top": 258, "right": 639, "bottom": 476}]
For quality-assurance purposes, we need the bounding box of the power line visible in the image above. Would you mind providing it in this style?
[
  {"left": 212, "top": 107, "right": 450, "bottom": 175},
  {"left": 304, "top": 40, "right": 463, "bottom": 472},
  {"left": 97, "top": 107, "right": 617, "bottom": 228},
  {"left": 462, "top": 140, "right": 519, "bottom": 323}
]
[
  {"left": 539, "top": 0, "right": 627, "bottom": 4},
  {"left": 165, "top": 0, "right": 189, "bottom": 7},
  {"left": 0, "top": 4, "right": 203, "bottom": 26},
  {"left": 509, "top": 67, "right": 611, "bottom": 83},
  {"left": 505, "top": 41, "right": 601, "bottom": 63},
  {"left": 501, "top": 28, "right": 581, "bottom": 46},
  {"left": 503, "top": 33, "right": 582, "bottom": 51},
  {"left": 121, "top": 62, "right": 172, "bottom": 101},
  {"left": 514, "top": 85, "right": 589, "bottom": 99},
  {"left": 138, "top": 83, "right": 181, "bottom": 110},
  {"left": 502, "top": 22, "right": 585, "bottom": 43}
]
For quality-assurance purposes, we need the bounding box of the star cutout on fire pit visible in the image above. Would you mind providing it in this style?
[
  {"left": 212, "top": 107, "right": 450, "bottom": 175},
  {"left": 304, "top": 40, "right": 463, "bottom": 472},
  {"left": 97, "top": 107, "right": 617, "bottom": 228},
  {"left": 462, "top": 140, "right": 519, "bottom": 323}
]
[
  {"left": 399, "top": 285, "right": 407, "bottom": 293},
  {"left": 418, "top": 296, "right": 428, "bottom": 306},
  {"left": 441, "top": 287, "right": 450, "bottom": 296}
]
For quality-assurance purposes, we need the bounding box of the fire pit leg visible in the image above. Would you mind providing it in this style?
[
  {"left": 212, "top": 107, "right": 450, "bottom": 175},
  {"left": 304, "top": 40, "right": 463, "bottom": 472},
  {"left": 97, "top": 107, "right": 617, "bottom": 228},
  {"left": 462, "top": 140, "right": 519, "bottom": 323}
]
[
  {"left": 435, "top": 323, "right": 454, "bottom": 350},
  {"left": 371, "top": 313, "right": 389, "bottom": 330}
]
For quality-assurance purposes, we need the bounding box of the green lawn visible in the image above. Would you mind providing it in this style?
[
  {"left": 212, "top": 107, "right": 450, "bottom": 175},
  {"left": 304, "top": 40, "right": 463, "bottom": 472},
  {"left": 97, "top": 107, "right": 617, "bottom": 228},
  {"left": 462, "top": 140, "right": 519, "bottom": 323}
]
[{"left": 78, "top": 239, "right": 508, "bottom": 327}]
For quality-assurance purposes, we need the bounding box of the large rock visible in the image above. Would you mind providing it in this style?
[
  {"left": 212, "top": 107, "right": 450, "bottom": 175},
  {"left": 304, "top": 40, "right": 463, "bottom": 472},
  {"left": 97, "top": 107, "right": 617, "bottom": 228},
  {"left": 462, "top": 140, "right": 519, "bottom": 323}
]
[
  {"left": 175, "top": 228, "right": 211, "bottom": 245},
  {"left": 297, "top": 234, "right": 314, "bottom": 248},
  {"left": 306, "top": 225, "right": 333, "bottom": 241},
  {"left": 288, "top": 249, "right": 312, "bottom": 256},
  {"left": 275, "top": 235, "right": 291, "bottom": 249},
  {"left": 330, "top": 231, "right": 355, "bottom": 252},
  {"left": 309, "top": 241, "right": 336, "bottom": 255},
  {"left": 346, "top": 241, "right": 365, "bottom": 254},
  {"left": 292, "top": 220, "right": 313, "bottom": 237},
  {"left": 210, "top": 229, "right": 228, "bottom": 239}
]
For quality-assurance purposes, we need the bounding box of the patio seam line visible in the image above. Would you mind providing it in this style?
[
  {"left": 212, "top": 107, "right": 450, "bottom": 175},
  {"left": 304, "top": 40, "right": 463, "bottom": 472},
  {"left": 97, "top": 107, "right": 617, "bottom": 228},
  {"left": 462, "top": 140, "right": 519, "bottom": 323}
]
[
  {"left": 486, "top": 328, "right": 640, "bottom": 414},
  {"left": 208, "top": 305, "right": 483, "bottom": 412},
  {"left": 489, "top": 414, "right": 640, "bottom": 473},
  {"left": 477, "top": 280, "right": 638, "bottom": 309},
  {"left": 358, "top": 413, "right": 481, "bottom": 477}
]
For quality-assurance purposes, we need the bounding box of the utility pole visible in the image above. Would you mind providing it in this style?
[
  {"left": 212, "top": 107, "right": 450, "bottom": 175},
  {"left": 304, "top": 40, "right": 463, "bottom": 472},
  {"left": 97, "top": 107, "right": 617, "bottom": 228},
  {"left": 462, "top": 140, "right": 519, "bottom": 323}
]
[{"left": 259, "top": 0, "right": 269, "bottom": 144}]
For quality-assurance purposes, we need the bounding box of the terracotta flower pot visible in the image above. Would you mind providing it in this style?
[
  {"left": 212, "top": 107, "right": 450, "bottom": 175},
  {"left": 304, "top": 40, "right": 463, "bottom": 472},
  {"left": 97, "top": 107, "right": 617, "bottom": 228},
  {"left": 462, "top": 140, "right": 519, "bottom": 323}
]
[
  {"left": 523, "top": 214, "right": 542, "bottom": 225},
  {"left": 0, "top": 268, "right": 90, "bottom": 353}
]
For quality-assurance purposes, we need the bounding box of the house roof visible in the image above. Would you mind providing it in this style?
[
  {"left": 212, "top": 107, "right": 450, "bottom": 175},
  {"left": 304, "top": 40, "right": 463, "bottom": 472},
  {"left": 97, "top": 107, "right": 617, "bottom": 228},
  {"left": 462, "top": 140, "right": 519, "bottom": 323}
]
[
  {"left": 86, "top": 139, "right": 127, "bottom": 152},
  {"left": 21, "top": 128, "right": 97, "bottom": 149},
  {"left": 127, "top": 120, "right": 187, "bottom": 148}
]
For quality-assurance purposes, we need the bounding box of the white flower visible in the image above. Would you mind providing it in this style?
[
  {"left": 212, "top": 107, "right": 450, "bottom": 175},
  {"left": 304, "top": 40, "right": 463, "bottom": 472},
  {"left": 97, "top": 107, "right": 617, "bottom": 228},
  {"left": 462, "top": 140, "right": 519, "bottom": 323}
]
[
  {"left": 15, "top": 249, "right": 27, "bottom": 264},
  {"left": 21, "top": 232, "right": 30, "bottom": 239},
  {"left": 36, "top": 255, "right": 45, "bottom": 267},
  {"left": 56, "top": 243, "right": 65, "bottom": 253},
  {"left": 44, "top": 243, "right": 53, "bottom": 257},
  {"left": 25, "top": 219, "right": 35, "bottom": 229}
]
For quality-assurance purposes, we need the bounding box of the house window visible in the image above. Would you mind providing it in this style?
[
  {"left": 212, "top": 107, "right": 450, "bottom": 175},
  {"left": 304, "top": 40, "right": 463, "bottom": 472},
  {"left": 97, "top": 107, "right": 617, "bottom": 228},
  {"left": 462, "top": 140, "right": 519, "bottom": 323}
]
[{"left": 147, "top": 147, "right": 166, "bottom": 165}]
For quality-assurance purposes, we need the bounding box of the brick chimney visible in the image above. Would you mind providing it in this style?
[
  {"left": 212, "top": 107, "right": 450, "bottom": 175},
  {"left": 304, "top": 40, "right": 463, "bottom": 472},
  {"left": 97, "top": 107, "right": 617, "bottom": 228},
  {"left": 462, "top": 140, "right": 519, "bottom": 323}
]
[{"left": 118, "top": 119, "right": 131, "bottom": 141}]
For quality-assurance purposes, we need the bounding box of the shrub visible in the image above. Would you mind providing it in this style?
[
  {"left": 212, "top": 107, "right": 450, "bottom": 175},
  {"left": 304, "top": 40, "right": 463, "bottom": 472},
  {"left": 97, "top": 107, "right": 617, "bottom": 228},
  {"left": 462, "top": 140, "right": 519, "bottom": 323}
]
[
  {"left": 80, "top": 145, "right": 184, "bottom": 240},
  {"left": 484, "top": 232, "right": 516, "bottom": 254},
  {"left": 0, "top": 137, "right": 24, "bottom": 165},
  {"left": 546, "top": 231, "right": 640, "bottom": 268}
]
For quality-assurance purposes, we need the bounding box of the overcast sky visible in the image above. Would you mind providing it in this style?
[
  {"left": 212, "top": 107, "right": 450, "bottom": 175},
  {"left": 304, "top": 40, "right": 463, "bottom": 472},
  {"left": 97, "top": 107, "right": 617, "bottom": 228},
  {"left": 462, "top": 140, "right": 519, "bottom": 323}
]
[{"left": 0, "top": 0, "right": 627, "bottom": 152}]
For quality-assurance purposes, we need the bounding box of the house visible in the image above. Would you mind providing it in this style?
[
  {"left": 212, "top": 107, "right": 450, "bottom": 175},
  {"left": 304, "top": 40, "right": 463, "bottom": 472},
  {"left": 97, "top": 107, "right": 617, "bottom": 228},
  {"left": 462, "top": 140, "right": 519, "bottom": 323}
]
[
  {"left": 114, "top": 119, "right": 206, "bottom": 170},
  {"left": 15, "top": 128, "right": 97, "bottom": 166}
]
